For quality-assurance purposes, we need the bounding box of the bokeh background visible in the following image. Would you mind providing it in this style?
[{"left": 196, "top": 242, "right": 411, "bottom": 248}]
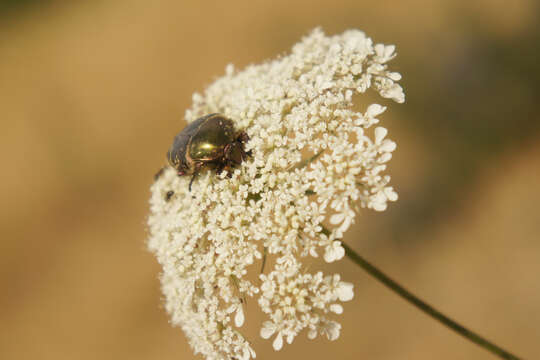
[{"left": 1, "top": 0, "right": 539, "bottom": 359}]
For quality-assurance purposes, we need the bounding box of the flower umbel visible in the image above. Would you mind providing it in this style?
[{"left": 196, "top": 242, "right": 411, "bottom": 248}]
[{"left": 148, "top": 28, "right": 404, "bottom": 359}]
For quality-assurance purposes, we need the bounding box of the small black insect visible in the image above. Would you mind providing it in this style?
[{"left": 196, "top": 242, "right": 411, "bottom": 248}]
[
  {"left": 167, "top": 113, "right": 251, "bottom": 191},
  {"left": 165, "top": 190, "right": 174, "bottom": 201}
]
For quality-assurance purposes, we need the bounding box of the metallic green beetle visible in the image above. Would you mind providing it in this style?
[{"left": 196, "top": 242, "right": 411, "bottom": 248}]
[{"left": 167, "top": 114, "right": 250, "bottom": 191}]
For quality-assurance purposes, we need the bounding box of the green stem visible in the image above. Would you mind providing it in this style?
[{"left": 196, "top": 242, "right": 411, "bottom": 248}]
[
  {"left": 260, "top": 247, "right": 268, "bottom": 274},
  {"left": 294, "top": 150, "right": 324, "bottom": 170},
  {"left": 342, "top": 242, "right": 522, "bottom": 360}
]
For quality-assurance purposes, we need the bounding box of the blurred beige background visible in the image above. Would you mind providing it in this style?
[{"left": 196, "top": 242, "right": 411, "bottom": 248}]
[{"left": 1, "top": 0, "right": 539, "bottom": 359}]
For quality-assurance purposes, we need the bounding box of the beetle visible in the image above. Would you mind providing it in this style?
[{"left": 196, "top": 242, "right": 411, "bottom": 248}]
[{"left": 167, "top": 113, "right": 251, "bottom": 191}]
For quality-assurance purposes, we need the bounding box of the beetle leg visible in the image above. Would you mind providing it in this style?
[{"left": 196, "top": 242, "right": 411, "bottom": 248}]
[
  {"left": 189, "top": 175, "right": 196, "bottom": 192},
  {"left": 189, "top": 162, "right": 203, "bottom": 192},
  {"left": 224, "top": 164, "right": 233, "bottom": 178},
  {"left": 236, "top": 133, "right": 252, "bottom": 159},
  {"left": 237, "top": 132, "right": 252, "bottom": 159},
  {"left": 217, "top": 161, "right": 234, "bottom": 178},
  {"left": 216, "top": 162, "right": 225, "bottom": 176},
  {"left": 216, "top": 161, "right": 234, "bottom": 179},
  {"left": 224, "top": 143, "right": 242, "bottom": 165},
  {"left": 223, "top": 143, "right": 232, "bottom": 160},
  {"left": 154, "top": 166, "right": 166, "bottom": 181},
  {"left": 237, "top": 131, "right": 249, "bottom": 144},
  {"left": 239, "top": 145, "right": 252, "bottom": 160}
]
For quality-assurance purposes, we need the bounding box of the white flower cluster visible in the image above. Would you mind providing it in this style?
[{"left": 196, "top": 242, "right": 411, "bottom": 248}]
[{"left": 148, "top": 28, "right": 404, "bottom": 360}]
